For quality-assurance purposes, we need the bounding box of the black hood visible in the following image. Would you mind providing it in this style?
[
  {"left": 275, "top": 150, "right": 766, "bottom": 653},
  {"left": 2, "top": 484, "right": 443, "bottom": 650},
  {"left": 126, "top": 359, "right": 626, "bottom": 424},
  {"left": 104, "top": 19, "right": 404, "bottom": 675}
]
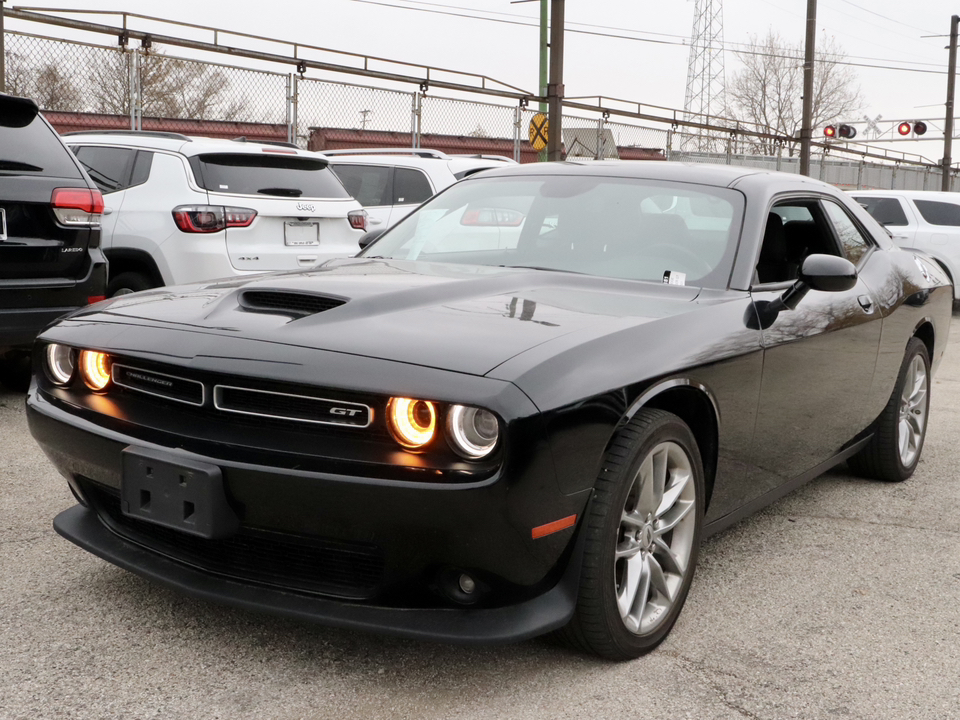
[{"left": 74, "top": 258, "right": 702, "bottom": 376}]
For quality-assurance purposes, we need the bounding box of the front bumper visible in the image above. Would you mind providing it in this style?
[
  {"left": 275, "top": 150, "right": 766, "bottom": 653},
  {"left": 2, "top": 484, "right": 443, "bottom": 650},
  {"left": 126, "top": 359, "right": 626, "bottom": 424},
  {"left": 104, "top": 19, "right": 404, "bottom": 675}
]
[
  {"left": 54, "top": 503, "right": 584, "bottom": 644},
  {"left": 28, "top": 380, "right": 590, "bottom": 643}
]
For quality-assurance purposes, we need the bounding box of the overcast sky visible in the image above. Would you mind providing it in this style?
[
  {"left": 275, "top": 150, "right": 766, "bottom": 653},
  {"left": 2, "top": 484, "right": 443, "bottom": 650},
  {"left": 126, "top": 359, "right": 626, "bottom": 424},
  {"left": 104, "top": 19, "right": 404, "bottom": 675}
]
[{"left": 5, "top": 0, "right": 956, "bottom": 161}]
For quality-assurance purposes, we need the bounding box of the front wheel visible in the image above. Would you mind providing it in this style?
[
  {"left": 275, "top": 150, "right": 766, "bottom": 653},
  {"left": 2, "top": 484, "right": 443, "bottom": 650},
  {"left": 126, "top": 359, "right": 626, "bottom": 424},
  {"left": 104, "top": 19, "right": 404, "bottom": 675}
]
[
  {"left": 107, "top": 271, "right": 154, "bottom": 297},
  {"left": 558, "top": 408, "right": 705, "bottom": 660},
  {"left": 848, "top": 337, "right": 931, "bottom": 482}
]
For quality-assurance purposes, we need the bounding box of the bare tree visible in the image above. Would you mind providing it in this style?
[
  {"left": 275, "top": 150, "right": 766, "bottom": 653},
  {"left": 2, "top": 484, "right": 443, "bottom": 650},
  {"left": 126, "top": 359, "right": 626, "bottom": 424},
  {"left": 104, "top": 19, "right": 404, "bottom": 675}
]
[
  {"left": 88, "top": 47, "right": 249, "bottom": 121},
  {"left": 727, "top": 31, "right": 863, "bottom": 155}
]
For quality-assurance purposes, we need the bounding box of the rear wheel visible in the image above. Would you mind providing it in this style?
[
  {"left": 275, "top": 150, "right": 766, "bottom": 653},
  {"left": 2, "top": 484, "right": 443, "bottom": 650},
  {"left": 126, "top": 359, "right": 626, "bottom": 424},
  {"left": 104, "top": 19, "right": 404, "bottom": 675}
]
[
  {"left": 107, "top": 271, "right": 154, "bottom": 297},
  {"left": 848, "top": 337, "right": 930, "bottom": 482},
  {"left": 558, "top": 409, "right": 704, "bottom": 660}
]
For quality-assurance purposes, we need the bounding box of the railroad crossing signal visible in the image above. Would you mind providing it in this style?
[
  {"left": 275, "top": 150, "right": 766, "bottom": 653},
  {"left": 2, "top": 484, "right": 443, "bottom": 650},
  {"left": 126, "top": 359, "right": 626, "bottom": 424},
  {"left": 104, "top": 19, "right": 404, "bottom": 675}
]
[{"left": 529, "top": 113, "right": 549, "bottom": 151}]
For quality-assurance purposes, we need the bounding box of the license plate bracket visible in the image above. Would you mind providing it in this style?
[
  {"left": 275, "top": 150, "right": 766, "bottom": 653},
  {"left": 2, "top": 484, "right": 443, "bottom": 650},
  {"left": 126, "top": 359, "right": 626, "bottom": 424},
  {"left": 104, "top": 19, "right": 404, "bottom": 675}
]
[
  {"left": 284, "top": 221, "right": 319, "bottom": 246},
  {"left": 120, "top": 446, "right": 239, "bottom": 539}
]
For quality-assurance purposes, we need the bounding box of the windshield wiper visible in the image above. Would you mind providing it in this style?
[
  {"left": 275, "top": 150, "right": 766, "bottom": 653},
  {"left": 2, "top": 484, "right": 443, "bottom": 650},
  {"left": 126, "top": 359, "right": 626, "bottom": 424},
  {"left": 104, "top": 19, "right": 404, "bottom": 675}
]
[
  {"left": 0, "top": 160, "right": 43, "bottom": 172},
  {"left": 257, "top": 187, "right": 303, "bottom": 197},
  {"left": 497, "top": 264, "right": 586, "bottom": 275}
]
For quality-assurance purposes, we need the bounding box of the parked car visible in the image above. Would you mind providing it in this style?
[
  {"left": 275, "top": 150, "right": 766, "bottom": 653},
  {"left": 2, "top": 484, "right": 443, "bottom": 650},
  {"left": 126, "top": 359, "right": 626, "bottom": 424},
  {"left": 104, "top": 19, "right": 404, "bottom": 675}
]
[
  {"left": 325, "top": 148, "right": 514, "bottom": 229},
  {"left": 63, "top": 131, "right": 368, "bottom": 296},
  {"left": 28, "top": 161, "right": 950, "bottom": 660},
  {"left": 0, "top": 94, "right": 106, "bottom": 385},
  {"left": 851, "top": 189, "right": 960, "bottom": 300}
]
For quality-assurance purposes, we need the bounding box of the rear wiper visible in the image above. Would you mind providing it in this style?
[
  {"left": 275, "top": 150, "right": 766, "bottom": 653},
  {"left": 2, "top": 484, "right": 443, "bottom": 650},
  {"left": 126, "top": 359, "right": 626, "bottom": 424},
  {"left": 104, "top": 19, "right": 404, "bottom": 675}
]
[
  {"left": 0, "top": 160, "right": 43, "bottom": 172},
  {"left": 257, "top": 187, "right": 303, "bottom": 197}
]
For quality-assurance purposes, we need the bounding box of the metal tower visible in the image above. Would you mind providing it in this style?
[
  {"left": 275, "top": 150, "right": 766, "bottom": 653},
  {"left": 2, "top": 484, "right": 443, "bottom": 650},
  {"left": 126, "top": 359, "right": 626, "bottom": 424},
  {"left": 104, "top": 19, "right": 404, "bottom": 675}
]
[{"left": 682, "top": 0, "right": 726, "bottom": 152}]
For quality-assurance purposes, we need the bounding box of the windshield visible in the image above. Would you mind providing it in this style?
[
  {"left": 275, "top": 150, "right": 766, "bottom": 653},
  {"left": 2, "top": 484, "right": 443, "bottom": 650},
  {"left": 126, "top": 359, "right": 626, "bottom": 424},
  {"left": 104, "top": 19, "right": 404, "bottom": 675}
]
[{"left": 361, "top": 174, "right": 744, "bottom": 289}]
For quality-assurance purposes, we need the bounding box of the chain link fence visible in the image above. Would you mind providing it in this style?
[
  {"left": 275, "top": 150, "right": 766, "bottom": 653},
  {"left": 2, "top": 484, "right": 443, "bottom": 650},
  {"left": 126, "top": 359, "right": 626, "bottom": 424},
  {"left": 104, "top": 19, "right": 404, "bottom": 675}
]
[{"left": 3, "top": 28, "right": 951, "bottom": 189}]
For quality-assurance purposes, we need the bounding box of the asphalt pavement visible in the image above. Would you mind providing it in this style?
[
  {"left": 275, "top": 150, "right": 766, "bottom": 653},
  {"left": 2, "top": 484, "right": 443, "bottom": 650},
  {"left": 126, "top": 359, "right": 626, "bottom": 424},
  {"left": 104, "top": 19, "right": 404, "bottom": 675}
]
[{"left": 2, "top": 311, "right": 959, "bottom": 720}]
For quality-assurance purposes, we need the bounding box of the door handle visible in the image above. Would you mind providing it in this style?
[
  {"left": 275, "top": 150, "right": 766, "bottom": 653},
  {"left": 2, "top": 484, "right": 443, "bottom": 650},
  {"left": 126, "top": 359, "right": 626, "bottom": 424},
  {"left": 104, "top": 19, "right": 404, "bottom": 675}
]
[{"left": 858, "top": 294, "right": 874, "bottom": 313}]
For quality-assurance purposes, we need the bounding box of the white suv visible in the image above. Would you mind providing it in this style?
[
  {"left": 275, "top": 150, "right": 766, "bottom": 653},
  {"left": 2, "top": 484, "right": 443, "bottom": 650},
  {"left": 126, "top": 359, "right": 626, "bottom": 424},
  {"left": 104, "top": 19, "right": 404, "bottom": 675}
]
[
  {"left": 324, "top": 149, "right": 515, "bottom": 230},
  {"left": 850, "top": 189, "right": 960, "bottom": 300},
  {"left": 65, "top": 131, "right": 367, "bottom": 295}
]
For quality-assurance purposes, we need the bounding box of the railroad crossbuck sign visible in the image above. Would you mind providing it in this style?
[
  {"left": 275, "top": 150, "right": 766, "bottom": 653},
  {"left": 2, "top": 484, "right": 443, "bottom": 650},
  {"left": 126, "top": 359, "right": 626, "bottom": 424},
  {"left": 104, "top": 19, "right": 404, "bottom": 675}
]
[{"left": 529, "top": 113, "right": 549, "bottom": 151}]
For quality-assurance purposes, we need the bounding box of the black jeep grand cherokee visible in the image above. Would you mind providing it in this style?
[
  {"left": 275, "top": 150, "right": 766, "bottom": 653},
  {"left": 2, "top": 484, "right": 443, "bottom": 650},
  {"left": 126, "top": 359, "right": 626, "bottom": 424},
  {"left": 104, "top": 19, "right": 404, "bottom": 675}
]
[{"left": 1, "top": 94, "right": 106, "bottom": 384}]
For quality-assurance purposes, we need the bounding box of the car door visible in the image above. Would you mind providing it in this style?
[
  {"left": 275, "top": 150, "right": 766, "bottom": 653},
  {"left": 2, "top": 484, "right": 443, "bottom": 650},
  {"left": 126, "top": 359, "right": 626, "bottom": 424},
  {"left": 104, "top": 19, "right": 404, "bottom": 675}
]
[
  {"left": 852, "top": 193, "right": 918, "bottom": 249},
  {"left": 70, "top": 145, "right": 140, "bottom": 249},
  {"left": 748, "top": 196, "right": 882, "bottom": 488},
  {"left": 329, "top": 163, "right": 394, "bottom": 229},
  {"left": 388, "top": 167, "right": 435, "bottom": 227}
]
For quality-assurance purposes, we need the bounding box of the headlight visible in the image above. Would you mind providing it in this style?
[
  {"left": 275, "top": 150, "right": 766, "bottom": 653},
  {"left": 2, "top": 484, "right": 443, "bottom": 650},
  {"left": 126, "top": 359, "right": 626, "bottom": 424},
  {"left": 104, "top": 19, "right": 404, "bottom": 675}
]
[
  {"left": 45, "top": 343, "right": 76, "bottom": 386},
  {"left": 79, "top": 350, "right": 112, "bottom": 391},
  {"left": 446, "top": 405, "right": 499, "bottom": 459},
  {"left": 387, "top": 397, "right": 437, "bottom": 449}
]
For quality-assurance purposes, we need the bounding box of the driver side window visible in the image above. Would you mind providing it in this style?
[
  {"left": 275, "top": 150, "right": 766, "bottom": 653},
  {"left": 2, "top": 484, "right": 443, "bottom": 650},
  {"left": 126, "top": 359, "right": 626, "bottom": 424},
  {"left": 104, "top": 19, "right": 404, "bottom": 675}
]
[{"left": 755, "top": 200, "right": 843, "bottom": 284}]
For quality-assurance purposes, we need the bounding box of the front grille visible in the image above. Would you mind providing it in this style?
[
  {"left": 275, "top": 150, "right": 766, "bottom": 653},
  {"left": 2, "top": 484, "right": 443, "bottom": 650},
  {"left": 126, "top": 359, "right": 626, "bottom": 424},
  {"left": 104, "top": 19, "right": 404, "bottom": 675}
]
[
  {"left": 84, "top": 482, "right": 385, "bottom": 600},
  {"left": 112, "top": 364, "right": 204, "bottom": 406},
  {"left": 214, "top": 385, "right": 372, "bottom": 427},
  {"left": 239, "top": 290, "right": 346, "bottom": 317}
]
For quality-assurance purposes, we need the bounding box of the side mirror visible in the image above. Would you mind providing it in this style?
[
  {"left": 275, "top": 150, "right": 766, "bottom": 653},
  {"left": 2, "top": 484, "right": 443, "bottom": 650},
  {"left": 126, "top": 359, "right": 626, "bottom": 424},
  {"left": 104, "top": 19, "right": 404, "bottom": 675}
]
[
  {"left": 357, "top": 228, "right": 386, "bottom": 251},
  {"left": 798, "top": 254, "right": 857, "bottom": 293},
  {"left": 751, "top": 253, "right": 858, "bottom": 330}
]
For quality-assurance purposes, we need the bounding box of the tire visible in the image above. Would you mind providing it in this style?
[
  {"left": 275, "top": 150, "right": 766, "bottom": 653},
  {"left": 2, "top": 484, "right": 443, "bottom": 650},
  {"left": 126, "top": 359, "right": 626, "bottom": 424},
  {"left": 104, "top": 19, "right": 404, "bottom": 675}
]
[
  {"left": 557, "top": 408, "right": 705, "bottom": 660},
  {"left": 848, "top": 337, "right": 930, "bottom": 482},
  {"left": 107, "top": 271, "right": 154, "bottom": 297},
  {"left": 0, "top": 351, "right": 32, "bottom": 392}
]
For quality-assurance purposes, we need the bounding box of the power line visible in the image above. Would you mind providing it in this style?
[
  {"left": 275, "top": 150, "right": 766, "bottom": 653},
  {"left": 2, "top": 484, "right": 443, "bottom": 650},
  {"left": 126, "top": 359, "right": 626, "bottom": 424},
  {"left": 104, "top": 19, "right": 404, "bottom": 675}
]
[
  {"left": 835, "top": 0, "right": 939, "bottom": 36},
  {"left": 351, "top": 0, "right": 950, "bottom": 76}
]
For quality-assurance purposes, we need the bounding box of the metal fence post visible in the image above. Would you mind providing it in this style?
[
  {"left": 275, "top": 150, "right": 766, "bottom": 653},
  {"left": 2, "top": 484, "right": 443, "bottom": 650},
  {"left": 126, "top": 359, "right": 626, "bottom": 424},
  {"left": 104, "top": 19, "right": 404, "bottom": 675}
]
[
  {"left": 776, "top": 141, "right": 783, "bottom": 172},
  {"left": 129, "top": 46, "right": 142, "bottom": 131},
  {"left": 857, "top": 158, "right": 864, "bottom": 189},
  {"left": 891, "top": 162, "right": 898, "bottom": 190},
  {"left": 665, "top": 127, "right": 673, "bottom": 162},
  {"left": 411, "top": 89, "right": 422, "bottom": 149},
  {"left": 285, "top": 74, "right": 294, "bottom": 145},
  {"left": 725, "top": 133, "right": 733, "bottom": 165},
  {"left": 818, "top": 150, "right": 827, "bottom": 182},
  {"left": 513, "top": 104, "right": 522, "bottom": 163}
]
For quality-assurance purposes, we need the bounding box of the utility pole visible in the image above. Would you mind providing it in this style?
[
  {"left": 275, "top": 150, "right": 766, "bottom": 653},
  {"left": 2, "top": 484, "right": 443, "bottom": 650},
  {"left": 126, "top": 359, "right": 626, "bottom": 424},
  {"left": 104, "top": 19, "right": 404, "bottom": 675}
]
[
  {"left": 539, "top": 0, "right": 547, "bottom": 113},
  {"left": 942, "top": 14, "right": 958, "bottom": 192},
  {"left": 798, "top": 0, "right": 817, "bottom": 176},
  {"left": 546, "top": 0, "right": 564, "bottom": 161}
]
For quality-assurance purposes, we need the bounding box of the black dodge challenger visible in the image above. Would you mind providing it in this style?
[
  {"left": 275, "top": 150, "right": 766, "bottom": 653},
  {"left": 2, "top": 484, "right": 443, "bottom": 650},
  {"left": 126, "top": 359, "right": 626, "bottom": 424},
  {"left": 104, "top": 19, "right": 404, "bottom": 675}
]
[{"left": 27, "top": 162, "right": 951, "bottom": 660}]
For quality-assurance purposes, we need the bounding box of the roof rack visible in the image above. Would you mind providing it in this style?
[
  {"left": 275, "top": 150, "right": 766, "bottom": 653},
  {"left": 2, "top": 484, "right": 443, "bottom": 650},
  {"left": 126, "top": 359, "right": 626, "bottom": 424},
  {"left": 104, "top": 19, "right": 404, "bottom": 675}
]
[
  {"left": 450, "top": 154, "right": 515, "bottom": 163},
  {"left": 319, "top": 148, "right": 450, "bottom": 160},
  {"left": 231, "top": 136, "right": 300, "bottom": 149},
  {"left": 62, "top": 130, "right": 192, "bottom": 141}
]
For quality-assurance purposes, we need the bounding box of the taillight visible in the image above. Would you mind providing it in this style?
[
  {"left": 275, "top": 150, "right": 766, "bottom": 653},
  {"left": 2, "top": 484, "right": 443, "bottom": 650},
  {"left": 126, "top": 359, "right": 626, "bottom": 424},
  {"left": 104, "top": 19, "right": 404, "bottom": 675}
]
[
  {"left": 51, "top": 187, "right": 104, "bottom": 226},
  {"left": 172, "top": 205, "right": 257, "bottom": 233},
  {"left": 348, "top": 209, "right": 368, "bottom": 231}
]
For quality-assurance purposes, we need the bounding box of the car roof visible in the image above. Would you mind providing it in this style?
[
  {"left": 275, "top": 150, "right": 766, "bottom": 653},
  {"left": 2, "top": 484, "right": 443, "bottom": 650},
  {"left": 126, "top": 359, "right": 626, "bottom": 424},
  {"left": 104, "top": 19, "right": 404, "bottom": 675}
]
[
  {"left": 849, "top": 189, "right": 960, "bottom": 201},
  {"left": 466, "top": 159, "right": 784, "bottom": 188},
  {"left": 62, "top": 132, "right": 317, "bottom": 159},
  {"left": 321, "top": 149, "right": 514, "bottom": 172}
]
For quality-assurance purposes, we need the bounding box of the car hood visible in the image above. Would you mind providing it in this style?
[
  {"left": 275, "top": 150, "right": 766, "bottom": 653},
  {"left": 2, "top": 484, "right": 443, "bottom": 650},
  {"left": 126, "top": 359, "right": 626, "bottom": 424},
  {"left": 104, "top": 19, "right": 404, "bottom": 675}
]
[{"left": 78, "top": 258, "right": 703, "bottom": 376}]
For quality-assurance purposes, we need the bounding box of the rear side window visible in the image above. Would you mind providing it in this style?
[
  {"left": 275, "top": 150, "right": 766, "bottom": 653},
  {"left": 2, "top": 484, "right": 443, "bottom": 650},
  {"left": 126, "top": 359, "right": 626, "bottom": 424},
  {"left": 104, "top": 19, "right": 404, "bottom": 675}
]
[
  {"left": 853, "top": 196, "right": 909, "bottom": 226},
  {"left": 393, "top": 168, "right": 433, "bottom": 205},
  {"left": 191, "top": 153, "right": 350, "bottom": 199},
  {"left": 329, "top": 164, "right": 392, "bottom": 207},
  {"left": 913, "top": 199, "right": 960, "bottom": 227},
  {"left": 823, "top": 201, "right": 872, "bottom": 266},
  {"left": 73, "top": 146, "right": 136, "bottom": 194},
  {"left": 0, "top": 115, "right": 82, "bottom": 180}
]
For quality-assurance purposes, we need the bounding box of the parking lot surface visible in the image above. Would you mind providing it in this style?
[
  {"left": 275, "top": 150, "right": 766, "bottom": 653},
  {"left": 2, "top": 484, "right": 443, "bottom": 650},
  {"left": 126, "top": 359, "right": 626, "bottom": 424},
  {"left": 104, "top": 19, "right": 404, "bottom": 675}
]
[{"left": 2, "top": 311, "right": 959, "bottom": 720}]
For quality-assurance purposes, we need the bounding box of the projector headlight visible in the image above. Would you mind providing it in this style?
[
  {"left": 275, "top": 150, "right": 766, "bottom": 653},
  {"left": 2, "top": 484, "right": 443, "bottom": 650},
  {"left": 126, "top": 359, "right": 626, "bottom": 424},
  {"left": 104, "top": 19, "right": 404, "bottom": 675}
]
[
  {"left": 387, "top": 397, "right": 437, "bottom": 449},
  {"left": 44, "top": 343, "right": 76, "bottom": 386},
  {"left": 79, "top": 350, "right": 112, "bottom": 391},
  {"left": 446, "top": 405, "right": 499, "bottom": 459}
]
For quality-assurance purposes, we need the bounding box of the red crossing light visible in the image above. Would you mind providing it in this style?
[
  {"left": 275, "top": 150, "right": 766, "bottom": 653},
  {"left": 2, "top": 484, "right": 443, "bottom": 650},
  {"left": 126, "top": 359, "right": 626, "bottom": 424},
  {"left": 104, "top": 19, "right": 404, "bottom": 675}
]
[
  {"left": 898, "top": 122, "right": 912, "bottom": 136},
  {"left": 824, "top": 125, "right": 837, "bottom": 138},
  {"left": 914, "top": 121, "right": 928, "bottom": 136}
]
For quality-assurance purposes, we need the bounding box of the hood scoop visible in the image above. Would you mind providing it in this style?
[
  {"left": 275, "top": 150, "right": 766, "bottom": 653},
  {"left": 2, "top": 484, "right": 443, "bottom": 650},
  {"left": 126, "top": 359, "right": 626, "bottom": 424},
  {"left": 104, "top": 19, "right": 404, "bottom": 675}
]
[{"left": 238, "top": 290, "right": 347, "bottom": 319}]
